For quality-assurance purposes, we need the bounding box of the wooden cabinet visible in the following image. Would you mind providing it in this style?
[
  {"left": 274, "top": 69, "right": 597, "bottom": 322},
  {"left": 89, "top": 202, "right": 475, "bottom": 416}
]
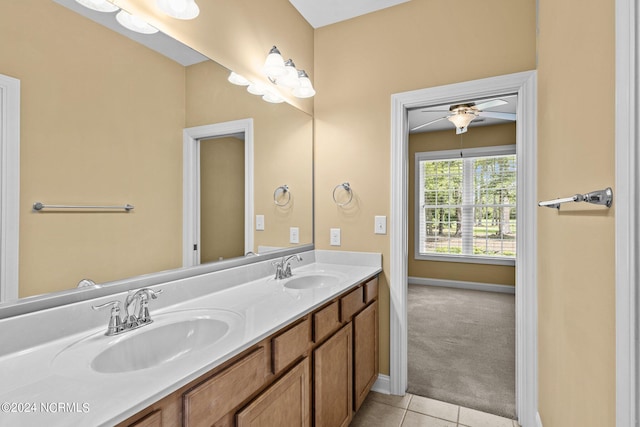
[
  {"left": 237, "top": 358, "right": 311, "bottom": 427},
  {"left": 121, "top": 274, "right": 379, "bottom": 427},
  {"left": 183, "top": 347, "right": 268, "bottom": 427},
  {"left": 353, "top": 301, "right": 379, "bottom": 411},
  {"left": 313, "top": 324, "right": 353, "bottom": 427}
]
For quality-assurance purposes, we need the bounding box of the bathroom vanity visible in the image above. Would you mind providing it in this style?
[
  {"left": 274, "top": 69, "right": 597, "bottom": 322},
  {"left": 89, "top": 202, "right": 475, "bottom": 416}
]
[{"left": 0, "top": 250, "right": 381, "bottom": 427}]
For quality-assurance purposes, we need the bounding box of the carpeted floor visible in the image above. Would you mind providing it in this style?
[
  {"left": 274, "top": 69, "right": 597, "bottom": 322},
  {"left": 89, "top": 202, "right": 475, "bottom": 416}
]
[{"left": 407, "top": 284, "right": 516, "bottom": 419}]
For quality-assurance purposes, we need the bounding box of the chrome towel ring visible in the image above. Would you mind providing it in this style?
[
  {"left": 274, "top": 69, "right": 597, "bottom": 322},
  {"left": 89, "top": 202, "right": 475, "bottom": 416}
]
[
  {"left": 274, "top": 185, "right": 291, "bottom": 206},
  {"left": 332, "top": 182, "right": 353, "bottom": 207}
]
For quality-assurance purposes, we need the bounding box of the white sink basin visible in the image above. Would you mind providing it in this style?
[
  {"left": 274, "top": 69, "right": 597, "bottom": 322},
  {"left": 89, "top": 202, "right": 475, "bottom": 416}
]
[
  {"left": 53, "top": 308, "right": 243, "bottom": 375},
  {"left": 91, "top": 317, "right": 229, "bottom": 373},
  {"left": 284, "top": 274, "right": 341, "bottom": 290}
]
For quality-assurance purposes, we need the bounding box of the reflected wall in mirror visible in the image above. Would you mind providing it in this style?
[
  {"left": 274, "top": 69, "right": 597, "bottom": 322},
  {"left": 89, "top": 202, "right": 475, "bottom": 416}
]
[{"left": 0, "top": 0, "right": 312, "bottom": 301}]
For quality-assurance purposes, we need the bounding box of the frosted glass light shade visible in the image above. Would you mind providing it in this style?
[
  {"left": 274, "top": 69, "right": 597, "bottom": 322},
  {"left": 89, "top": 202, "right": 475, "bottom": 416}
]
[
  {"left": 156, "top": 0, "right": 200, "bottom": 19},
  {"left": 292, "top": 70, "right": 315, "bottom": 98},
  {"left": 247, "top": 82, "right": 267, "bottom": 96},
  {"left": 228, "top": 72, "right": 250, "bottom": 86},
  {"left": 263, "top": 46, "right": 287, "bottom": 79},
  {"left": 263, "top": 91, "right": 284, "bottom": 104},
  {"left": 74, "top": 0, "right": 119, "bottom": 12},
  {"left": 116, "top": 10, "right": 159, "bottom": 34},
  {"left": 448, "top": 112, "right": 476, "bottom": 129},
  {"left": 277, "top": 59, "right": 301, "bottom": 88}
]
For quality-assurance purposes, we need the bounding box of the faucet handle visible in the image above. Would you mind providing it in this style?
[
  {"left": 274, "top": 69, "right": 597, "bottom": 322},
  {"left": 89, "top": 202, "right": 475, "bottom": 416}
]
[{"left": 92, "top": 301, "right": 123, "bottom": 336}]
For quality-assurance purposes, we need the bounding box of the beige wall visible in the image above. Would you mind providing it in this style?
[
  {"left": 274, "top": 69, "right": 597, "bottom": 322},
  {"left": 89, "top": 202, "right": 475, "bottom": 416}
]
[
  {"left": 185, "top": 60, "right": 313, "bottom": 251},
  {"left": 409, "top": 123, "right": 516, "bottom": 286},
  {"left": 314, "top": 0, "right": 536, "bottom": 378},
  {"left": 200, "top": 137, "right": 245, "bottom": 262},
  {"left": 3, "top": 0, "right": 185, "bottom": 297},
  {"left": 537, "top": 0, "right": 615, "bottom": 425}
]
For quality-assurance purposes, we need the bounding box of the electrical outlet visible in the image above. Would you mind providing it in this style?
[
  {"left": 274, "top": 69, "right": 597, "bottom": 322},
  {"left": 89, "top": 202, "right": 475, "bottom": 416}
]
[
  {"left": 256, "top": 215, "right": 265, "bottom": 231},
  {"left": 374, "top": 216, "right": 387, "bottom": 234},
  {"left": 290, "top": 227, "right": 299, "bottom": 244},
  {"left": 330, "top": 228, "right": 341, "bottom": 246}
]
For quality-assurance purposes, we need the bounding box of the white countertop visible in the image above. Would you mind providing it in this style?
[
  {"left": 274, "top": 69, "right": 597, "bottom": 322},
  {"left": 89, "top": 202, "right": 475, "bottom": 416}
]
[{"left": 0, "top": 250, "right": 381, "bottom": 426}]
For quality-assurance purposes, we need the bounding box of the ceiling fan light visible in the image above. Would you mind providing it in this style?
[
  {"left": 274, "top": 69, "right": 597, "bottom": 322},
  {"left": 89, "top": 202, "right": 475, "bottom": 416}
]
[
  {"left": 448, "top": 112, "right": 476, "bottom": 129},
  {"left": 263, "top": 46, "right": 287, "bottom": 79},
  {"left": 74, "top": 0, "right": 119, "bottom": 13},
  {"left": 116, "top": 10, "right": 159, "bottom": 34},
  {"left": 156, "top": 0, "right": 200, "bottom": 19},
  {"left": 228, "top": 72, "right": 250, "bottom": 86}
]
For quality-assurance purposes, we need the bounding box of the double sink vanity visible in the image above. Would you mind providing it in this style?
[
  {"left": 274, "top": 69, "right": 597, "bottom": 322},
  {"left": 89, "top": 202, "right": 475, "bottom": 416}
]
[{"left": 0, "top": 250, "right": 381, "bottom": 426}]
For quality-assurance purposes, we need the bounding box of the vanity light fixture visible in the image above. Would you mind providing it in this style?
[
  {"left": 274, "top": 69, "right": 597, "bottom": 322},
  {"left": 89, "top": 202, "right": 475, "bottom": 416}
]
[
  {"left": 262, "top": 91, "right": 284, "bottom": 104},
  {"left": 116, "top": 10, "right": 159, "bottom": 34},
  {"left": 156, "top": 0, "right": 200, "bottom": 20},
  {"left": 247, "top": 82, "right": 268, "bottom": 96},
  {"left": 74, "top": 0, "right": 119, "bottom": 13},
  {"left": 228, "top": 72, "right": 250, "bottom": 86},
  {"left": 262, "top": 46, "right": 315, "bottom": 98}
]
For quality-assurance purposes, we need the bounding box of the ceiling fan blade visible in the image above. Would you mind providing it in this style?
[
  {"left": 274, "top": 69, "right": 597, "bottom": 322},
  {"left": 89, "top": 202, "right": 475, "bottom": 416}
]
[
  {"left": 411, "top": 116, "right": 448, "bottom": 131},
  {"left": 420, "top": 109, "right": 450, "bottom": 113},
  {"left": 477, "top": 111, "right": 516, "bottom": 121},
  {"left": 474, "top": 99, "right": 508, "bottom": 110}
]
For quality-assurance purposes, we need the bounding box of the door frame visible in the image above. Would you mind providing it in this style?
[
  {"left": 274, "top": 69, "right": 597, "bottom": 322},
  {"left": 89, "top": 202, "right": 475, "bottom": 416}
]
[
  {"left": 0, "top": 74, "right": 20, "bottom": 302},
  {"left": 182, "top": 119, "right": 254, "bottom": 267},
  {"left": 389, "top": 71, "right": 538, "bottom": 426},
  {"left": 615, "top": 0, "right": 639, "bottom": 425}
]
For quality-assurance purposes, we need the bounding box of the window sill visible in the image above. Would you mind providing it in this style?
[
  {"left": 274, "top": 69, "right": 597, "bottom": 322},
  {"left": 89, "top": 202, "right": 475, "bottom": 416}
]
[{"left": 414, "top": 253, "right": 516, "bottom": 266}]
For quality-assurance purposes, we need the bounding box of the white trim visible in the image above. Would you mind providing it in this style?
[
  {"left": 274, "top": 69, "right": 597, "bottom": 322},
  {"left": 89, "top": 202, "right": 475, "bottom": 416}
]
[
  {"left": 0, "top": 74, "right": 20, "bottom": 303},
  {"left": 371, "top": 374, "right": 391, "bottom": 395},
  {"left": 182, "top": 119, "right": 254, "bottom": 267},
  {"left": 390, "top": 71, "right": 537, "bottom": 427},
  {"left": 536, "top": 412, "right": 544, "bottom": 427},
  {"left": 408, "top": 277, "right": 515, "bottom": 295},
  {"left": 615, "top": 0, "right": 639, "bottom": 426}
]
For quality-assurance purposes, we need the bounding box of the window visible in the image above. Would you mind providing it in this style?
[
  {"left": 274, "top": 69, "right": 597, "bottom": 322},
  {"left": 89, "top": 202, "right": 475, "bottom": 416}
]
[{"left": 415, "top": 146, "right": 516, "bottom": 265}]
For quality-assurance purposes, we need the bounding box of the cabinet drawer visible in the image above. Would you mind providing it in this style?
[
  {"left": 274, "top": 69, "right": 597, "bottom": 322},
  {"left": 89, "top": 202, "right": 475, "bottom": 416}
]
[
  {"left": 272, "top": 317, "right": 311, "bottom": 374},
  {"left": 183, "top": 347, "right": 267, "bottom": 427},
  {"left": 340, "top": 286, "right": 365, "bottom": 322},
  {"left": 128, "top": 410, "right": 162, "bottom": 427},
  {"left": 364, "top": 277, "right": 378, "bottom": 303},
  {"left": 313, "top": 301, "right": 340, "bottom": 343}
]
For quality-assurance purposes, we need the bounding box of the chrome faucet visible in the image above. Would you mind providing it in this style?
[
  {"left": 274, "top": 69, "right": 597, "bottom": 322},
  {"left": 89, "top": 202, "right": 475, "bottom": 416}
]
[
  {"left": 92, "top": 288, "right": 163, "bottom": 336},
  {"left": 273, "top": 254, "right": 302, "bottom": 280}
]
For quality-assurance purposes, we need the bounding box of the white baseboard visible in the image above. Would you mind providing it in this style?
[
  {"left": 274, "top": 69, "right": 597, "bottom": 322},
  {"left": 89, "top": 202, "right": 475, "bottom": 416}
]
[
  {"left": 371, "top": 374, "right": 391, "bottom": 395},
  {"left": 408, "top": 276, "right": 516, "bottom": 295}
]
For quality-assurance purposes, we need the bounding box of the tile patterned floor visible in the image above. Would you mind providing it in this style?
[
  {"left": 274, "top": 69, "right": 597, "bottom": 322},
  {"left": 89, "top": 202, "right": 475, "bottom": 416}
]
[{"left": 350, "top": 392, "right": 520, "bottom": 427}]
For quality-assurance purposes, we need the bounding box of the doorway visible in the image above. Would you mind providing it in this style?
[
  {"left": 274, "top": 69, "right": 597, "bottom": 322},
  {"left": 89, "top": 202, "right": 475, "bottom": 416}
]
[{"left": 388, "top": 71, "right": 538, "bottom": 426}]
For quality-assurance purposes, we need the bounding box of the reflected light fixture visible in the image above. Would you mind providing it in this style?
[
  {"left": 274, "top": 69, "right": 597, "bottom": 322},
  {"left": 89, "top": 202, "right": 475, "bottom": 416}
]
[
  {"left": 247, "top": 82, "right": 268, "bottom": 96},
  {"left": 262, "top": 46, "right": 315, "bottom": 98},
  {"left": 156, "top": 0, "right": 200, "bottom": 19},
  {"left": 447, "top": 112, "right": 476, "bottom": 134},
  {"left": 262, "top": 91, "right": 285, "bottom": 104},
  {"left": 116, "top": 10, "right": 159, "bottom": 34},
  {"left": 74, "top": 0, "right": 119, "bottom": 13},
  {"left": 228, "top": 72, "right": 250, "bottom": 86}
]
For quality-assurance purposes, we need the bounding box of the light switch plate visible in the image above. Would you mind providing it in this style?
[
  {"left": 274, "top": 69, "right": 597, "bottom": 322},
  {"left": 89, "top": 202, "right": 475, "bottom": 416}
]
[
  {"left": 374, "top": 215, "right": 387, "bottom": 234},
  {"left": 256, "top": 215, "right": 265, "bottom": 231},
  {"left": 290, "top": 227, "right": 299, "bottom": 244},
  {"left": 330, "top": 228, "right": 341, "bottom": 246}
]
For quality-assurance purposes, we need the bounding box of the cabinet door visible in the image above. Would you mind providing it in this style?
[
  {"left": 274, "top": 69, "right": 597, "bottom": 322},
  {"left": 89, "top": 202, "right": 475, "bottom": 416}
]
[
  {"left": 128, "top": 410, "right": 162, "bottom": 427},
  {"left": 237, "top": 358, "right": 310, "bottom": 427},
  {"left": 314, "top": 323, "right": 352, "bottom": 427},
  {"left": 354, "top": 301, "right": 378, "bottom": 411}
]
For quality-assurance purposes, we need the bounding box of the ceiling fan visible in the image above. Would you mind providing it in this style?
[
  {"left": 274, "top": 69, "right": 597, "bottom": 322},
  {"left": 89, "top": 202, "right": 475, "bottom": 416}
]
[{"left": 411, "top": 99, "right": 517, "bottom": 134}]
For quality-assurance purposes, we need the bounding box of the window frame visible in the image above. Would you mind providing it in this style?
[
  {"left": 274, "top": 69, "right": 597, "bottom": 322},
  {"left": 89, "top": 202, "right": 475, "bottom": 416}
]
[{"left": 414, "top": 144, "right": 517, "bottom": 266}]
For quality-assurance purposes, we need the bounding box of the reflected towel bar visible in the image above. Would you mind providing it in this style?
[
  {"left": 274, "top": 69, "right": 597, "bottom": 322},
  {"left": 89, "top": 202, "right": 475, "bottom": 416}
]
[
  {"left": 538, "top": 187, "right": 613, "bottom": 210},
  {"left": 33, "top": 202, "right": 134, "bottom": 212}
]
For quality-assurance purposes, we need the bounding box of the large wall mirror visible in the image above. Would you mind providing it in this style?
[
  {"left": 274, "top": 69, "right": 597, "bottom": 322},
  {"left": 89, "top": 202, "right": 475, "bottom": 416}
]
[{"left": 0, "top": 0, "right": 313, "bottom": 309}]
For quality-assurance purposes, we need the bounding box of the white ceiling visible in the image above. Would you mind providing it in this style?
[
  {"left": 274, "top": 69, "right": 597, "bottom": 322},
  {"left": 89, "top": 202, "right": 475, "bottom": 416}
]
[
  {"left": 408, "top": 94, "right": 518, "bottom": 134},
  {"left": 288, "top": 0, "right": 411, "bottom": 28}
]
